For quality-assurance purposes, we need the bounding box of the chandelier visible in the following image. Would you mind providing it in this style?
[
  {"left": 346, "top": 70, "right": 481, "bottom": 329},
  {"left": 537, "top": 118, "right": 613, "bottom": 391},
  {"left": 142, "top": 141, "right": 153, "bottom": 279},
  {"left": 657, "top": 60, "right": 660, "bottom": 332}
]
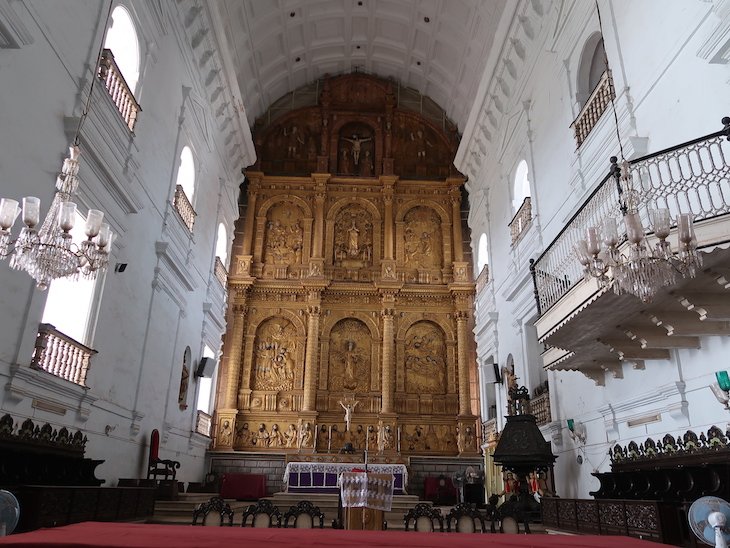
[
  {"left": 571, "top": 1, "right": 700, "bottom": 303},
  {"left": 0, "top": 6, "right": 114, "bottom": 291},
  {"left": 573, "top": 156, "right": 701, "bottom": 303}
]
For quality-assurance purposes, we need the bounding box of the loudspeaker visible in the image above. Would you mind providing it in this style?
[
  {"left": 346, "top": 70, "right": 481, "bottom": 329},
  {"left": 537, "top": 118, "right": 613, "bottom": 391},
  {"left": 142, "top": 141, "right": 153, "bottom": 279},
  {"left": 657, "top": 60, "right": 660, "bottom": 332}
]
[{"left": 195, "top": 357, "right": 217, "bottom": 378}]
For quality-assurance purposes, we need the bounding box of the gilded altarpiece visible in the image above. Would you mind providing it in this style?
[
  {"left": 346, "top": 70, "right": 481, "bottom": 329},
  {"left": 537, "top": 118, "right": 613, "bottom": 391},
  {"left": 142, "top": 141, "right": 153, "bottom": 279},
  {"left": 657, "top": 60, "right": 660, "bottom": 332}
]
[{"left": 215, "top": 73, "right": 478, "bottom": 457}]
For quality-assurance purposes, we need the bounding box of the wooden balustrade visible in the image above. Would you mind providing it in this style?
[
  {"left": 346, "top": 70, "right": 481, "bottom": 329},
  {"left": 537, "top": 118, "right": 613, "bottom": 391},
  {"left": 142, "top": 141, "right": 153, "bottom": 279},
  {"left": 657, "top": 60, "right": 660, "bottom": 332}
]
[
  {"left": 475, "top": 264, "right": 490, "bottom": 293},
  {"left": 30, "top": 323, "right": 97, "bottom": 386},
  {"left": 530, "top": 390, "right": 551, "bottom": 427},
  {"left": 509, "top": 197, "right": 532, "bottom": 245},
  {"left": 97, "top": 49, "right": 141, "bottom": 132},
  {"left": 196, "top": 410, "right": 212, "bottom": 437},
  {"left": 174, "top": 185, "right": 196, "bottom": 232},
  {"left": 570, "top": 70, "right": 615, "bottom": 148},
  {"left": 214, "top": 256, "right": 228, "bottom": 287}
]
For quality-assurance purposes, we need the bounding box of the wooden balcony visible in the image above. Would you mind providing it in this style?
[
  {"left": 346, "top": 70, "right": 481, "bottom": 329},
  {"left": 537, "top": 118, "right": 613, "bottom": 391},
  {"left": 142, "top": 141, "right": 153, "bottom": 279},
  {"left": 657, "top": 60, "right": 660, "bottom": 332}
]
[
  {"left": 475, "top": 264, "right": 490, "bottom": 293},
  {"left": 570, "top": 70, "right": 614, "bottom": 148},
  {"left": 30, "top": 323, "right": 97, "bottom": 386},
  {"left": 530, "top": 389, "right": 551, "bottom": 427},
  {"left": 173, "top": 184, "right": 196, "bottom": 232},
  {"left": 214, "top": 256, "right": 228, "bottom": 287},
  {"left": 98, "top": 49, "right": 141, "bottom": 132},
  {"left": 509, "top": 197, "right": 532, "bottom": 246},
  {"left": 533, "top": 118, "right": 730, "bottom": 385}
]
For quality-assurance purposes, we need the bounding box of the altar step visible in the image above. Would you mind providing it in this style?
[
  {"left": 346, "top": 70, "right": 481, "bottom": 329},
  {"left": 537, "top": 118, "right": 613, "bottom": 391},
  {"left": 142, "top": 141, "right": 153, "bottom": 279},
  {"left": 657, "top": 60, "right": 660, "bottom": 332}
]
[{"left": 149, "top": 492, "right": 427, "bottom": 530}]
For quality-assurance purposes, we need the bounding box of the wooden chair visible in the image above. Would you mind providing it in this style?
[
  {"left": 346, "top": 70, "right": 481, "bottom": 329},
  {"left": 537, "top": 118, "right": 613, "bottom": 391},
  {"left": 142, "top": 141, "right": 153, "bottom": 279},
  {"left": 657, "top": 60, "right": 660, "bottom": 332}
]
[
  {"left": 241, "top": 499, "right": 282, "bottom": 528},
  {"left": 192, "top": 496, "right": 234, "bottom": 526},
  {"left": 496, "top": 495, "right": 530, "bottom": 534},
  {"left": 445, "top": 502, "right": 487, "bottom": 533},
  {"left": 283, "top": 500, "right": 325, "bottom": 528},
  {"left": 147, "top": 429, "right": 180, "bottom": 481},
  {"left": 403, "top": 502, "right": 444, "bottom": 532}
]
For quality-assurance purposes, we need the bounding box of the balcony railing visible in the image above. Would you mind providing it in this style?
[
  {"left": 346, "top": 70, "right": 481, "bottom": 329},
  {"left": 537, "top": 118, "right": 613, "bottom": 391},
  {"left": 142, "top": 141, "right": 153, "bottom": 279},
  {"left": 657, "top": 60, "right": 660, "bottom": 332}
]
[
  {"left": 475, "top": 264, "right": 490, "bottom": 293},
  {"left": 509, "top": 197, "right": 532, "bottom": 245},
  {"left": 533, "top": 118, "right": 730, "bottom": 314},
  {"left": 570, "top": 70, "right": 615, "bottom": 148},
  {"left": 98, "top": 49, "right": 141, "bottom": 132},
  {"left": 195, "top": 410, "right": 212, "bottom": 437},
  {"left": 30, "top": 323, "right": 97, "bottom": 387},
  {"left": 174, "top": 185, "right": 196, "bottom": 232},
  {"left": 214, "top": 257, "right": 228, "bottom": 287},
  {"left": 531, "top": 390, "right": 551, "bottom": 427}
]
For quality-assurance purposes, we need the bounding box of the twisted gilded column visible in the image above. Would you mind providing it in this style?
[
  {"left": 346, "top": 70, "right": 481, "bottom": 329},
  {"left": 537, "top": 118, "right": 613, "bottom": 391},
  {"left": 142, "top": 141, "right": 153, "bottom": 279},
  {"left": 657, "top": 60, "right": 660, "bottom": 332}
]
[
  {"left": 455, "top": 310, "right": 471, "bottom": 416},
  {"left": 303, "top": 295, "right": 321, "bottom": 411},
  {"left": 381, "top": 306, "right": 395, "bottom": 413}
]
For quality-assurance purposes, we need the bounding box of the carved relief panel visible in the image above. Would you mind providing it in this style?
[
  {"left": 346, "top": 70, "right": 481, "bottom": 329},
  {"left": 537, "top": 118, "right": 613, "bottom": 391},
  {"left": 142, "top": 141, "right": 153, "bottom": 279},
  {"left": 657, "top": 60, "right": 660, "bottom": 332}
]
[
  {"left": 263, "top": 202, "right": 304, "bottom": 265},
  {"left": 403, "top": 206, "right": 443, "bottom": 269},
  {"left": 328, "top": 318, "right": 371, "bottom": 394},
  {"left": 404, "top": 321, "right": 447, "bottom": 394},
  {"left": 333, "top": 205, "right": 373, "bottom": 267},
  {"left": 252, "top": 318, "right": 298, "bottom": 391}
]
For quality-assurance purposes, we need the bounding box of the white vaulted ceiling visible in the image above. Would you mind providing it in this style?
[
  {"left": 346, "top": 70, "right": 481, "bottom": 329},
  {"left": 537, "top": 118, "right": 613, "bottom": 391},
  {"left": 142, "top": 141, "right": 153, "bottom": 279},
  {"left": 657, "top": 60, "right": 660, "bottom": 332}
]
[{"left": 215, "top": 0, "right": 510, "bottom": 130}]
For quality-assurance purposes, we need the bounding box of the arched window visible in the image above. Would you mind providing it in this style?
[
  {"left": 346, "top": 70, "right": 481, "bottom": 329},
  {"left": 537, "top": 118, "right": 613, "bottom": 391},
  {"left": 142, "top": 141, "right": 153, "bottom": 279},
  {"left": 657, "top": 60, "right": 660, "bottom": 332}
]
[
  {"left": 576, "top": 33, "right": 607, "bottom": 107},
  {"left": 176, "top": 146, "right": 196, "bottom": 200},
  {"left": 512, "top": 160, "right": 530, "bottom": 212},
  {"left": 477, "top": 233, "right": 488, "bottom": 271},
  {"left": 104, "top": 6, "right": 140, "bottom": 94},
  {"left": 587, "top": 39, "right": 606, "bottom": 92},
  {"left": 215, "top": 223, "right": 228, "bottom": 265},
  {"left": 196, "top": 345, "right": 216, "bottom": 414}
]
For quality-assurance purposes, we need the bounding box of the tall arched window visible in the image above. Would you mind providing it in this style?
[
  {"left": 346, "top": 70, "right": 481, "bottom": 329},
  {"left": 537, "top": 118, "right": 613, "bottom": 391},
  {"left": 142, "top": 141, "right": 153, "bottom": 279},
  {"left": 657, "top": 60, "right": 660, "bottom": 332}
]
[
  {"left": 576, "top": 33, "right": 607, "bottom": 108},
  {"left": 587, "top": 39, "right": 606, "bottom": 93},
  {"left": 176, "top": 146, "right": 196, "bottom": 200},
  {"left": 477, "top": 233, "right": 488, "bottom": 271},
  {"left": 104, "top": 6, "right": 140, "bottom": 94},
  {"left": 215, "top": 223, "right": 228, "bottom": 265},
  {"left": 512, "top": 160, "right": 530, "bottom": 212}
]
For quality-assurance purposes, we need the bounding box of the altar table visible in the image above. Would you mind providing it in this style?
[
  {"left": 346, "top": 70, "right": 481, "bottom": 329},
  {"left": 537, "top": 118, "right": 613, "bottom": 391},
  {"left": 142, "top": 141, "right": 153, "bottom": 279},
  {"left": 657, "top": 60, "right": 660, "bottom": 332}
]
[
  {"left": 219, "top": 472, "right": 266, "bottom": 500},
  {"left": 283, "top": 461, "right": 407, "bottom": 494},
  {"left": 0, "top": 522, "right": 671, "bottom": 547}
]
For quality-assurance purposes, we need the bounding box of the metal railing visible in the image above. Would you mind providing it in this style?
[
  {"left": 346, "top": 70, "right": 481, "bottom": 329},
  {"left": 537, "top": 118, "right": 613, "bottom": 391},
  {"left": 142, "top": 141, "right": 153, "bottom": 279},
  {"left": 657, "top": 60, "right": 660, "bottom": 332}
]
[
  {"left": 570, "top": 70, "right": 615, "bottom": 148},
  {"left": 531, "top": 390, "right": 551, "bottom": 427},
  {"left": 174, "top": 185, "right": 196, "bottom": 232},
  {"left": 214, "top": 257, "right": 228, "bottom": 287},
  {"left": 30, "top": 323, "right": 97, "bottom": 386},
  {"left": 98, "top": 49, "right": 141, "bottom": 132},
  {"left": 509, "top": 196, "right": 532, "bottom": 245},
  {"left": 533, "top": 118, "right": 730, "bottom": 314},
  {"left": 195, "top": 410, "right": 212, "bottom": 437}
]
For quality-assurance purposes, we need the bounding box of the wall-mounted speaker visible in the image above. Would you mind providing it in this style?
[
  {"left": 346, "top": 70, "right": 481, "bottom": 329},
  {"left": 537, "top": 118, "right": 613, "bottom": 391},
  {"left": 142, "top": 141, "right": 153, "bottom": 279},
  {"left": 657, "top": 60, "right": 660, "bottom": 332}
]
[{"left": 195, "top": 357, "right": 217, "bottom": 378}]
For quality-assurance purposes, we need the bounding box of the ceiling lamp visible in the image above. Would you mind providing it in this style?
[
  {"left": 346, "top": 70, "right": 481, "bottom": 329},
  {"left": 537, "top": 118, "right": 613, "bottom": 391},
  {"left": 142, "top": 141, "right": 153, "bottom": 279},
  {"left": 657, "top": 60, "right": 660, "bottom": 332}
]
[
  {"left": 572, "top": 3, "right": 700, "bottom": 303},
  {"left": 0, "top": 6, "right": 114, "bottom": 291}
]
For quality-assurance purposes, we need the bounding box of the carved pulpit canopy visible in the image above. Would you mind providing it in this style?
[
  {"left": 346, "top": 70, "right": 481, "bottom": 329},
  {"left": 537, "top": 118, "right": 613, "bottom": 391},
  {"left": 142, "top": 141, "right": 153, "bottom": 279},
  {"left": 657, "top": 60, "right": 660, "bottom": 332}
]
[{"left": 251, "top": 73, "right": 462, "bottom": 180}]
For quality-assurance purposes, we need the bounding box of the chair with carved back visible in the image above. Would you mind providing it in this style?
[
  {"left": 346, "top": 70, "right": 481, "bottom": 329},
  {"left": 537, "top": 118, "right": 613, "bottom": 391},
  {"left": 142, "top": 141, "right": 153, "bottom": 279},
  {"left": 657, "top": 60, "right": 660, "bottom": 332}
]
[
  {"left": 403, "top": 502, "right": 444, "bottom": 532},
  {"left": 147, "top": 429, "right": 180, "bottom": 481},
  {"left": 241, "top": 499, "right": 282, "bottom": 528},
  {"left": 496, "top": 495, "right": 530, "bottom": 534},
  {"left": 192, "top": 496, "right": 234, "bottom": 526},
  {"left": 445, "top": 502, "right": 487, "bottom": 533},
  {"left": 283, "top": 500, "right": 325, "bottom": 528}
]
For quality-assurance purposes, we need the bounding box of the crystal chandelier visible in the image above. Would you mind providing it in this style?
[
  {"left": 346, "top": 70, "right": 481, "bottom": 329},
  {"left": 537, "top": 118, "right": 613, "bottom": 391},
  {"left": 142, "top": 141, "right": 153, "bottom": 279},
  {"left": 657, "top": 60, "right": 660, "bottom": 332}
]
[
  {"left": 573, "top": 157, "right": 701, "bottom": 303},
  {"left": 0, "top": 6, "right": 114, "bottom": 291}
]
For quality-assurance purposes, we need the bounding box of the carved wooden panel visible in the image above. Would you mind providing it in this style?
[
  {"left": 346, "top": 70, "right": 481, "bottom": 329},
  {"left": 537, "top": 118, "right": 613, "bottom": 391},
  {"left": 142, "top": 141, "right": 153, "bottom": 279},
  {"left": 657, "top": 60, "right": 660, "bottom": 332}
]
[
  {"left": 263, "top": 202, "right": 304, "bottom": 265},
  {"left": 403, "top": 206, "right": 442, "bottom": 269},
  {"left": 404, "top": 321, "right": 446, "bottom": 394},
  {"left": 333, "top": 206, "right": 373, "bottom": 267},
  {"left": 328, "top": 318, "right": 371, "bottom": 394},
  {"left": 252, "top": 318, "right": 298, "bottom": 391}
]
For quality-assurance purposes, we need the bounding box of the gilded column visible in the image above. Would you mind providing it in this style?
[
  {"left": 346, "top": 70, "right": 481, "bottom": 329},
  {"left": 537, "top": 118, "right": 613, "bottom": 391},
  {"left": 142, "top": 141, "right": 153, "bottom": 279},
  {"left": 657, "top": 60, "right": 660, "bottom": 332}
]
[
  {"left": 241, "top": 177, "right": 260, "bottom": 257},
  {"left": 381, "top": 177, "right": 397, "bottom": 279},
  {"left": 456, "top": 310, "right": 471, "bottom": 416},
  {"left": 381, "top": 299, "right": 396, "bottom": 414},
  {"left": 312, "top": 179, "right": 327, "bottom": 258},
  {"left": 303, "top": 293, "right": 322, "bottom": 411},
  {"left": 222, "top": 287, "right": 249, "bottom": 409},
  {"left": 450, "top": 186, "right": 464, "bottom": 263}
]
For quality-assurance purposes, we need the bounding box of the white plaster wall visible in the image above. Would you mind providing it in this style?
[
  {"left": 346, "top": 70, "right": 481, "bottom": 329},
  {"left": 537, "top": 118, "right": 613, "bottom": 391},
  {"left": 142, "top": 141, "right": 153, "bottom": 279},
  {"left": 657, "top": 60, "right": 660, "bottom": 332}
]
[
  {"left": 463, "top": 0, "right": 730, "bottom": 497},
  {"left": 0, "top": 0, "right": 253, "bottom": 485}
]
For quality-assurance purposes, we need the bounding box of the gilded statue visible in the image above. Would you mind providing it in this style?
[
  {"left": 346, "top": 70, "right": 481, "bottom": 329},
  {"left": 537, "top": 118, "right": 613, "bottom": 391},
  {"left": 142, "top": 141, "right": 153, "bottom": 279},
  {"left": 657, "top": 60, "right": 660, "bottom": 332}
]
[
  {"left": 269, "top": 424, "right": 285, "bottom": 448},
  {"left": 339, "top": 398, "right": 359, "bottom": 431},
  {"left": 299, "top": 422, "right": 313, "bottom": 448},
  {"left": 284, "top": 424, "right": 298, "bottom": 448},
  {"left": 254, "top": 423, "right": 270, "bottom": 447},
  {"left": 263, "top": 204, "right": 304, "bottom": 265},
  {"left": 341, "top": 134, "right": 371, "bottom": 165},
  {"left": 404, "top": 322, "right": 446, "bottom": 394},
  {"left": 219, "top": 420, "right": 232, "bottom": 446},
  {"left": 253, "top": 319, "right": 296, "bottom": 391},
  {"left": 329, "top": 319, "right": 370, "bottom": 392},
  {"left": 403, "top": 207, "right": 442, "bottom": 269}
]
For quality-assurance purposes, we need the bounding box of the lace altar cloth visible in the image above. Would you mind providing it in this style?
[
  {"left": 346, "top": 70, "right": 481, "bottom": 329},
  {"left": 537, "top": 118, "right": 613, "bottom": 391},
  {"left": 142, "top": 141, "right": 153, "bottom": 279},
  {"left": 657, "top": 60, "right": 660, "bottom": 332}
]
[{"left": 339, "top": 472, "right": 395, "bottom": 512}]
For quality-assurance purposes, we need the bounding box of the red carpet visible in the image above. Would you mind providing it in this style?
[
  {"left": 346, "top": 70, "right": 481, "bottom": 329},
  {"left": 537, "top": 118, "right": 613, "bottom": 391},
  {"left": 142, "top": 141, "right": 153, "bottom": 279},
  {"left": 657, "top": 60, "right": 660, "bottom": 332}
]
[{"left": 0, "top": 522, "right": 669, "bottom": 547}]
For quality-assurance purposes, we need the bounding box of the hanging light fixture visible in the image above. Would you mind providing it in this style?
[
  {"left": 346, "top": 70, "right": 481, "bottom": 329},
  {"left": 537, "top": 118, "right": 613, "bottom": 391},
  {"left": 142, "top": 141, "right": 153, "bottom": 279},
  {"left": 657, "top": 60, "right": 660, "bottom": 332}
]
[
  {"left": 572, "top": 3, "right": 701, "bottom": 303},
  {"left": 0, "top": 5, "right": 114, "bottom": 291}
]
